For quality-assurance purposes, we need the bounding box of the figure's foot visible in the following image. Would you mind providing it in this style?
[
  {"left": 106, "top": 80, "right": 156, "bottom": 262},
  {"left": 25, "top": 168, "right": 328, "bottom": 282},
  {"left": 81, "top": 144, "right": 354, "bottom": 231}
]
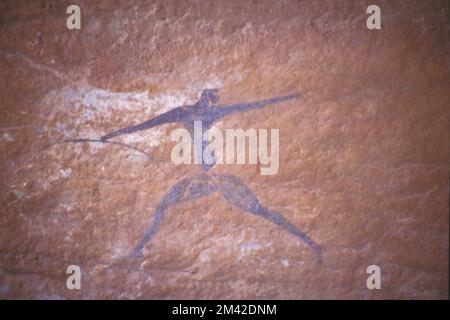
[
  {"left": 124, "top": 248, "right": 144, "bottom": 260},
  {"left": 314, "top": 245, "right": 323, "bottom": 265}
]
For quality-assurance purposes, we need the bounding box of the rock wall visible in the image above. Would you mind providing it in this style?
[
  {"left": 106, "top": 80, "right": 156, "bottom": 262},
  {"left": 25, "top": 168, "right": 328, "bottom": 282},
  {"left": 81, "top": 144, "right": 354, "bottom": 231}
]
[{"left": 0, "top": 0, "right": 448, "bottom": 299}]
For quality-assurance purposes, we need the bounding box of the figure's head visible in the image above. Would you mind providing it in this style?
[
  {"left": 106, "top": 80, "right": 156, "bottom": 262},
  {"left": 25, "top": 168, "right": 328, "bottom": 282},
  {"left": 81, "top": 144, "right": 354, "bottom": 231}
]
[{"left": 200, "top": 89, "right": 220, "bottom": 105}]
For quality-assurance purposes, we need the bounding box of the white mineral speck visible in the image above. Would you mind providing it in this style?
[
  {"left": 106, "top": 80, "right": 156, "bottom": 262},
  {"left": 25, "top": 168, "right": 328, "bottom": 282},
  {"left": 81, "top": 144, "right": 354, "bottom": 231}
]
[
  {"left": 2, "top": 133, "right": 14, "bottom": 142},
  {"left": 60, "top": 168, "right": 73, "bottom": 178}
]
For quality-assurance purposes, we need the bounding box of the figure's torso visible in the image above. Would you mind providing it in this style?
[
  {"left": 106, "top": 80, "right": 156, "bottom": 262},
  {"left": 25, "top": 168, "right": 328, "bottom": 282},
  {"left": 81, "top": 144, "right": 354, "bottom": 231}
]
[{"left": 181, "top": 106, "right": 217, "bottom": 171}]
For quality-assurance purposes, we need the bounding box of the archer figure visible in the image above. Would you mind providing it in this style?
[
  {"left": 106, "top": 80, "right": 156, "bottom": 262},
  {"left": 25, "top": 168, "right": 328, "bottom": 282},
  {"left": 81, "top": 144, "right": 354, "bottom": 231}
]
[
  {"left": 45, "top": 89, "right": 322, "bottom": 263},
  {"left": 99, "top": 89, "right": 322, "bottom": 263}
]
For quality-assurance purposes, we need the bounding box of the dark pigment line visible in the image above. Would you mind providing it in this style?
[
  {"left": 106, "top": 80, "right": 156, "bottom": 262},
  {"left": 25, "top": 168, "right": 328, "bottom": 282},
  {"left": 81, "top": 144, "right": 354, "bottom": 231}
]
[{"left": 42, "top": 138, "right": 154, "bottom": 160}]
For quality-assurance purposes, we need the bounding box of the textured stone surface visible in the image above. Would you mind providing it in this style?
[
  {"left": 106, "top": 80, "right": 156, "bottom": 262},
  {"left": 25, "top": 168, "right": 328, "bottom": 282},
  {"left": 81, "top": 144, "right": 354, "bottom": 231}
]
[{"left": 0, "top": 0, "right": 448, "bottom": 299}]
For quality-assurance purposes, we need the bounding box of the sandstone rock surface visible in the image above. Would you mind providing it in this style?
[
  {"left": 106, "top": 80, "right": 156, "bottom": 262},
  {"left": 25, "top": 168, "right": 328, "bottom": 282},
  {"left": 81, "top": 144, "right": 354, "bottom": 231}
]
[{"left": 0, "top": 0, "right": 448, "bottom": 299}]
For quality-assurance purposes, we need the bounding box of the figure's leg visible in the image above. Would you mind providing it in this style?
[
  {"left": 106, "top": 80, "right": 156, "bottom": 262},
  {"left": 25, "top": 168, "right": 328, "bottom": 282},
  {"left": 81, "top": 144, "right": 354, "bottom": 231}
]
[
  {"left": 215, "top": 174, "right": 322, "bottom": 263},
  {"left": 129, "top": 174, "right": 217, "bottom": 258},
  {"left": 128, "top": 177, "right": 191, "bottom": 258}
]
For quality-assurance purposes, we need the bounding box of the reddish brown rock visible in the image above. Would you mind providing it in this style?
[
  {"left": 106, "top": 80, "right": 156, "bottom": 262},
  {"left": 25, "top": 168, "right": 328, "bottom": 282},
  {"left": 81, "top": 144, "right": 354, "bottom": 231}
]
[{"left": 0, "top": 0, "right": 448, "bottom": 299}]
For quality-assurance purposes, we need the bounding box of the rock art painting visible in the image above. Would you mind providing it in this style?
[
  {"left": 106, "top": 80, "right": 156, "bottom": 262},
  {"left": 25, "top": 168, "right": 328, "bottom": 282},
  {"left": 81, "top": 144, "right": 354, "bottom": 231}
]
[
  {"left": 43, "top": 89, "right": 322, "bottom": 263},
  {"left": 0, "top": 1, "right": 448, "bottom": 299}
]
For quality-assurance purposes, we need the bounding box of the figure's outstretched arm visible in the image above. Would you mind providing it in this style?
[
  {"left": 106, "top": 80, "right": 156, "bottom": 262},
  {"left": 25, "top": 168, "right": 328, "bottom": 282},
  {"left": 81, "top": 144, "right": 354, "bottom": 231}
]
[
  {"left": 208, "top": 93, "right": 302, "bottom": 119},
  {"left": 101, "top": 106, "right": 187, "bottom": 141}
]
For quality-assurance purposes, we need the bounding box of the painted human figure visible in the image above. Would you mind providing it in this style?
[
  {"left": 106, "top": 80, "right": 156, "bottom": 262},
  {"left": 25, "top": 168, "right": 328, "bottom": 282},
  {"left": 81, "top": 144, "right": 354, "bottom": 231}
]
[{"left": 101, "top": 89, "right": 322, "bottom": 263}]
